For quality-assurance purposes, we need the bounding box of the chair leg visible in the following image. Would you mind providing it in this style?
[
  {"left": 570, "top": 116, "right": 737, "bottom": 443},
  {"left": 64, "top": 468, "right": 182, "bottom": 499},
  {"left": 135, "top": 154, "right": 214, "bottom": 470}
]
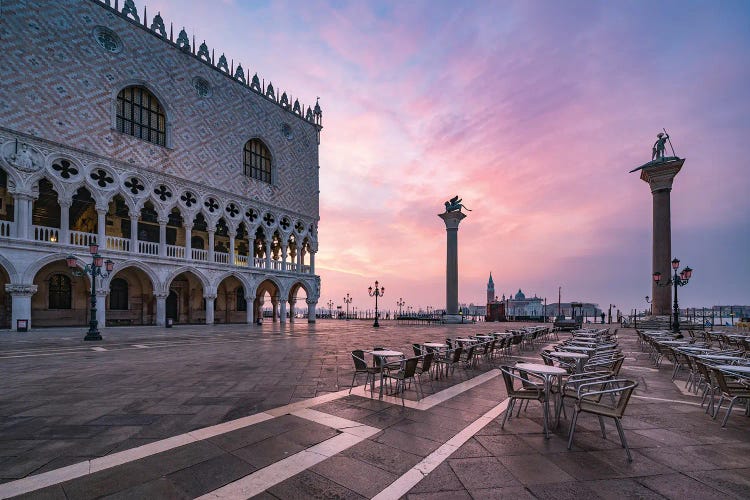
[
  {"left": 567, "top": 408, "right": 580, "bottom": 450},
  {"left": 349, "top": 372, "right": 357, "bottom": 394},
  {"left": 721, "top": 397, "right": 737, "bottom": 428},
  {"left": 614, "top": 418, "right": 632, "bottom": 462},
  {"left": 598, "top": 416, "right": 607, "bottom": 439},
  {"left": 713, "top": 395, "right": 725, "bottom": 420},
  {"left": 502, "top": 398, "right": 514, "bottom": 428}
]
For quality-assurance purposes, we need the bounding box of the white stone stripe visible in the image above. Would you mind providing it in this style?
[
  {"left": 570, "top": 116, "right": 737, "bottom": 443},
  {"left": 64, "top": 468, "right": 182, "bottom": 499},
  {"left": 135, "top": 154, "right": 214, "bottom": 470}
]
[
  {"left": 132, "top": 344, "right": 149, "bottom": 348},
  {"left": 195, "top": 430, "right": 378, "bottom": 500},
  {"left": 372, "top": 398, "right": 510, "bottom": 500},
  {"left": 91, "top": 347, "right": 107, "bottom": 351},
  {"left": 632, "top": 395, "right": 703, "bottom": 407}
]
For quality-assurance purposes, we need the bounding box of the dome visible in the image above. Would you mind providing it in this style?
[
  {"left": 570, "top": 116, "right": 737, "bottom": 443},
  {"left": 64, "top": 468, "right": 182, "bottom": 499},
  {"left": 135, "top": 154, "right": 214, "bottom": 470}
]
[{"left": 515, "top": 289, "right": 525, "bottom": 300}]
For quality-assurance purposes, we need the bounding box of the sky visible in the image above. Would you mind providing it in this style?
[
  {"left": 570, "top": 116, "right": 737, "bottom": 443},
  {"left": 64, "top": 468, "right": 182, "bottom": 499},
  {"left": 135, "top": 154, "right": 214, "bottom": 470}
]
[{"left": 145, "top": 0, "right": 750, "bottom": 314}]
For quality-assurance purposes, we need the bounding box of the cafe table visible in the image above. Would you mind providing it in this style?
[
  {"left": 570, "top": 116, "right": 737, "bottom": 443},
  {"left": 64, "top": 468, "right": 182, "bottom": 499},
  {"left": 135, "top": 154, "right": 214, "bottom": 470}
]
[
  {"left": 366, "top": 350, "right": 404, "bottom": 399},
  {"left": 515, "top": 362, "right": 568, "bottom": 438},
  {"left": 548, "top": 351, "right": 589, "bottom": 372}
]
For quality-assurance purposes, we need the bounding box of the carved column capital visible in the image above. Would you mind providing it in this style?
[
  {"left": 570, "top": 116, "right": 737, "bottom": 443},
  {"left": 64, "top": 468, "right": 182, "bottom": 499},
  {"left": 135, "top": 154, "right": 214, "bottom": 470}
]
[
  {"left": 5, "top": 284, "right": 38, "bottom": 296},
  {"left": 153, "top": 292, "right": 169, "bottom": 299}
]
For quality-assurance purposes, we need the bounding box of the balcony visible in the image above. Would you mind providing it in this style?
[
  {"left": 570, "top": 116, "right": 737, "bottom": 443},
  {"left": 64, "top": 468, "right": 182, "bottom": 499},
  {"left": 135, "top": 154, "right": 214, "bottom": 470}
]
[{"left": 1, "top": 223, "right": 314, "bottom": 275}]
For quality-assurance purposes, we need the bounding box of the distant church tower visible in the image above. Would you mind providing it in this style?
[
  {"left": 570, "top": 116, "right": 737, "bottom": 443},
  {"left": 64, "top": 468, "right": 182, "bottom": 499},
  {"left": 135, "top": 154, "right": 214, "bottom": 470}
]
[{"left": 487, "top": 273, "right": 495, "bottom": 303}]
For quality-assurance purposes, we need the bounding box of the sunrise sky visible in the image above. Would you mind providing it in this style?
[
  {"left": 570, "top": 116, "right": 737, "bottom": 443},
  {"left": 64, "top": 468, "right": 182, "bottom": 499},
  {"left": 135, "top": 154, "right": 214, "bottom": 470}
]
[{"left": 146, "top": 0, "right": 750, "bottom": 313}]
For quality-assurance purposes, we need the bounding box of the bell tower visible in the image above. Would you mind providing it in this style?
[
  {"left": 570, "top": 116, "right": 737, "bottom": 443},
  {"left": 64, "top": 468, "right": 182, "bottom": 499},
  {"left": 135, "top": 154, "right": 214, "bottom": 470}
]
[{"left": 487, "top": 273, "right": 495, "bottom": 304}]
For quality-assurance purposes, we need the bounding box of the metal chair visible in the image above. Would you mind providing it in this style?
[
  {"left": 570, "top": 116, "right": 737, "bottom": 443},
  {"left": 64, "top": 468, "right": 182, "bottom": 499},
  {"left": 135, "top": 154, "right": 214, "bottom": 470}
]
[{"left": 349, "top": 350, "right": 379, "bottom": 395}]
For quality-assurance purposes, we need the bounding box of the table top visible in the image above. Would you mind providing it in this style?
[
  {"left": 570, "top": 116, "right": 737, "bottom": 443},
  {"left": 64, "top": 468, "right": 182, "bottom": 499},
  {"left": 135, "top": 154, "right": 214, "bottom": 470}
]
[
  {"left": 366, "top": 350, "right": 403, "bottom": 357},
  {"left": 549, "top": 351, "right": 589, "bottom": 359},
  {"left": 698, "top": 355, "right": 746, "bottom": 361},
  {"left": 454, "top": 338, "right": 475, "bottom": 342},
  {"left": 715, "top": 364, "right": 750, "bottom": 374},
  {"left": 661, "top": 340, "right": 690, "bottom": 345},
  {"left": 558, "top": 346, "right": 594, "bottom": 352},
  {"left": 423, "top": 343, "right": 447, "bottom": 348},
  {"left": 516, "top": 363, "right": 568, "bottom": 375}
]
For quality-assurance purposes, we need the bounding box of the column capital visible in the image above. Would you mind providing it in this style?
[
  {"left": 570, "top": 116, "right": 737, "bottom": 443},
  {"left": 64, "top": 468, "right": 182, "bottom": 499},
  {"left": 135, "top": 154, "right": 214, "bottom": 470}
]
[
  {"left": 203, "top": 293, "right": 217, "bottom": 301},
  {"left": 153, "top": 292, "right": 169, "bottom": 299},
  {"left": 640, "top": 158, "right": 684, "bottom": 193},
  {"left": 4, "top": 284, "right": 37, "bottom": 296},
  {"left": 306, "top": 298, "right": 317, "bottom": 306},
  {"left": 157, "top": 217, "right": 169, "bottom": 225},
  {"left": 95, "top": 288, "right": 108, "bottom": 297},
  {"left": 438, "top": 210, "right": 467, "bottom": 230}
]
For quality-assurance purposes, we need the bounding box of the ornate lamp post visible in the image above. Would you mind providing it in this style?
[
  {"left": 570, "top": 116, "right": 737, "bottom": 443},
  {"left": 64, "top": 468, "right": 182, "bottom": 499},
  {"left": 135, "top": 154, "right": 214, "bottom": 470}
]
[
  {"left": 326, "top": 299, "right": 334, "bottom": 319},
  {"left": 368, "top": 280, "right": 384, "bottom": 327},
  {"left": 653, "top": 257, "right": 693, "bottom": 334},
  {"left": 343, "top": 293, "right": 353, "bottom": 320},
  {"left": 607, "top": 304, "right": 616, "bottom": 324},
  {"left": 66, "top": 244, "right": 114, "bottom": 341},
  {"left": 645, "top": 296, "right": 653, "bottom": 315},
  {"left": 396, "top": 297, "right": 405, "bottom": 318}
]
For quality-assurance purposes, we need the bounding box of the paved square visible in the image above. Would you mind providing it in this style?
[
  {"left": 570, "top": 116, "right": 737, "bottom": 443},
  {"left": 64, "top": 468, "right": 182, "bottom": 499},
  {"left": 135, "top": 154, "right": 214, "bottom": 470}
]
[{"left": 0, "top": 321, "right": 748, "bottom": 498}]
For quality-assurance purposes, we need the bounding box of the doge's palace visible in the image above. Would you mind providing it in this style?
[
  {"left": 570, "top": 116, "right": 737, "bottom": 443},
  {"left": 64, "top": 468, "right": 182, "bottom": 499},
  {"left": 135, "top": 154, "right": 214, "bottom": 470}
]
[{"left": 0, "top": 0, "right": 322, "bottom": 330}]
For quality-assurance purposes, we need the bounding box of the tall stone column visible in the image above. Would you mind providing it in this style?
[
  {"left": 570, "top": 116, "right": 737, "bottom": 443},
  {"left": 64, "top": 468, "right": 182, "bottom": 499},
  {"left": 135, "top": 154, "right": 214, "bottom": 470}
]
[
  {"left": 184, "top": 223, "right": 193, "bottom": 261},
  {"left": 438, "top": 210, "right": 467, "bottom": 323},
  {"left": 158, "top": 218, "right": 168, "bottom": 257},
  {"left": 5, "top": 284, "right": 37, "bottom": 330},
  {"left": 640, "top": 159, "right": 684, "bottom": 316},
  {"left": 96, "top": 208, "right": 106, "bottom": 249},
  {"left": 245, "top": 294, "right": 254, "bottom": 324},
  {"left": 59, "top": 200, "right": 71, "bottom": 245},
  {"left": 96, "top": 289, "right": 107, "bottom": 327},
  {"left": 130, "top": 214, "right": 139, "bottom": 254},
  {"left": 279, "top": 299, "right": 287, "bottom": 323}
]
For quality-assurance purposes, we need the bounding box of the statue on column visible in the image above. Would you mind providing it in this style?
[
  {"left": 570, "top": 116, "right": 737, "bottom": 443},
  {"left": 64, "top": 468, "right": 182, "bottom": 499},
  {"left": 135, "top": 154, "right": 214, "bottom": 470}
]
[
  {"left": 444, "top": 196, "right": 471, "bottom": 213},
  {"left": 652, "top": 132, "right": 670, "bottom": 160}
]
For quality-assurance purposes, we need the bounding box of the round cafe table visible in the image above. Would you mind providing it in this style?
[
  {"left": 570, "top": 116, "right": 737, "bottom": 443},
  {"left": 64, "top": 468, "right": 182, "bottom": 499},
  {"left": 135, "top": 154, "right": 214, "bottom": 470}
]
[
  {"left": 515, "top": 363, "right": 568, "bottom": 438},
  {"left": 423, "top": 342, "right": 447, "bottom": 349},
  {"left": 548, "top": 351, "right": 589, "bottom": 372},
  {"left": 366, "top": 350, "right": 404, "bottom": 399}
]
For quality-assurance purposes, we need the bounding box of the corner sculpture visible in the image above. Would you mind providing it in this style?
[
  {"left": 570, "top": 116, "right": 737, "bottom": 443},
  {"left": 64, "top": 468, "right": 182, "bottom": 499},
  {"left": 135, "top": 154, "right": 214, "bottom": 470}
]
[
  {"left": 444, "top": 196, "right": 471, "bottom": 213},
  {"left": 630, "top": 129, "right": 679, "bottom": 173}
]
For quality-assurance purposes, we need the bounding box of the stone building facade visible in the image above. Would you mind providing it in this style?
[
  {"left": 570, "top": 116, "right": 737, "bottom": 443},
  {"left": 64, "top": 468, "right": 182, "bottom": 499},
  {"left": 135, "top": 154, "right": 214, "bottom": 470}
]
[{"left": 0, "top": 0, "right": 322, "bottom": 330}]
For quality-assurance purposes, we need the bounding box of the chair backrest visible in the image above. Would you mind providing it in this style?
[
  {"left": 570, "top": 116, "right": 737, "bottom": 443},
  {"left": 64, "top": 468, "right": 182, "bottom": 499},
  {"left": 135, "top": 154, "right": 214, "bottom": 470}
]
[
  {"left": 500, "top": 366, "right": 542, "bottom": 396},
  {"left": 352, "top": 350, "right": 368, "bottom": 371},
  {"left": 711, "top": 367, "right": 740, "bottom": 395},
  {"left": 403, "top": 357, "right": 419, "bottom": 377},
  {"left": 613, "top": 380, "right": 638, "bottom": 417},
  {"left": 451, "top": 347, "right": 463, "bottom": 363},
  {"left": 445, "top": 338, "right": 453, "bottom": 349},
  {"left": 421, "top": 352, "right": 434, "bottom": 372},
  {"left": 413, "top": 344, "right": 422, "bottom": 356}
]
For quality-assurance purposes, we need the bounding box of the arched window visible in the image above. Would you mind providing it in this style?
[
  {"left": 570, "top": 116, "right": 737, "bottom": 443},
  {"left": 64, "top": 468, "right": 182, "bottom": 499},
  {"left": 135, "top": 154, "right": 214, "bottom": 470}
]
[
  {"left": 110, "top": 278, "right": 129, "bottom": 310},
  {"left": 49, "top": 274, "right": 71, "bottom": 310},
  {"left": 116, "top": 86, "right": 166, "bottom": 146},
  {"left": 243, "top": 139, "right": 272, "bottom": 183},
  {"left": 236, "top": 286, "right": 247, "bottom": 311}
]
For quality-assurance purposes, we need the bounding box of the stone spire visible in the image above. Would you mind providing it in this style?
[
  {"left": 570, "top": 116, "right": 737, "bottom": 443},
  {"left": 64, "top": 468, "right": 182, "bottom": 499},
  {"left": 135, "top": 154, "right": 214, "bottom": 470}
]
[{"left": 487, "top": 272, "right": 495, "bottom": 304}]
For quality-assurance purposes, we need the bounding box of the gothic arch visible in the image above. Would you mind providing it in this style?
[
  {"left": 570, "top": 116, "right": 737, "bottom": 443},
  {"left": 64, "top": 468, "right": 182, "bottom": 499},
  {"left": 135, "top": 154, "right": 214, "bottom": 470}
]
[
  {"left": 102, "top": 259, "right": 160, "bottom": 291},
  {"left": 162, "top": 266, "right": 211, "bottom": 294},
  {"left": 0, "top": 253, "right": 19, "bottom": 283},
  {"left": 211, "top": 270, "right": 252, "bottom": 292},
  {"left": 22, "top": 252, "right": 85, "bottom": 285}
]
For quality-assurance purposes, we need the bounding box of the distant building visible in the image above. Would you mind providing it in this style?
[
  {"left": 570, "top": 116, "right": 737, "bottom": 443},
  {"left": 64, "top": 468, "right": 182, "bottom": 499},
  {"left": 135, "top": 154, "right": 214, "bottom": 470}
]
[
  {"left": 505, "top": 289, "right": 544, "bottom": 320},
  {"left": 485, "top": 273, "right": 505, "bottom": 321}
]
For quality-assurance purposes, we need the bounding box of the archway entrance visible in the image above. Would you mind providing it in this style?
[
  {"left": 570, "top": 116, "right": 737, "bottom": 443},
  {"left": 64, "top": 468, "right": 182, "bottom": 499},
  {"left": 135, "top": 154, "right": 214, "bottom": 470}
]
[
  {"left": 106, "top": 266, "right": 155, "bottom": 326},
  {"left": 254, "top": 279, "right": 280, "bottom": 324},
  {"left": 216, "top": 275, "right": 245, "bottom": 324},
  {"left": 288, "top": 282, "right": 309, "bottom": 322},
  {"left": 166, "top": 290, "right": 178, "bottom": 322},
  {"left": 166, "top": 271, "right": 205, "bottom": 324},
  {"left": 32, "top": 259, "right": 90, "bottom": 327}
]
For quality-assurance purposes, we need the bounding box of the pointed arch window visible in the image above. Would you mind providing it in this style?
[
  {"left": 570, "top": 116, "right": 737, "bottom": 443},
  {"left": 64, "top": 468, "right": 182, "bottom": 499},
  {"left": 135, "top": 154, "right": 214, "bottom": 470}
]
[
  {"left": 116, "top": 86, "right": 166, "bottom": 146},
  {"left": 49, "top": 274, "right": 71, "bottom": 310},
  {"left": 110, "top": 278, "right": 129, "bottom": 310},
  {"left": 243, "top": 139, "right": 272, "bottom": 183}
]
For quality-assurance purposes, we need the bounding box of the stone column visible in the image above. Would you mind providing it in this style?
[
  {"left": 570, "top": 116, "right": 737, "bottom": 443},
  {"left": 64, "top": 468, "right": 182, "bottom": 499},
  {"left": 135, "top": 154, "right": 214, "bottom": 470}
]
[
  {"left": 438, "top": 211, "right": 467, "bottom": 323},
  {"left": 154, "top": 292, "right": 167, "bottom": 326},
  {"left": 5, "top": 284, "right": 37, "bottom": 331},
  {"left": 640, "top": 159, "right": 684, "bottom": 316},
  {"left": 271, "top": 296, "right": 279, "bottom": 322},
  {"left": 15, "top": 194, "right": 33, "bottom": 240},
  {"left": 281, "top": 245, "right": 288, "bottom": 271},
  {"left": 59, "top": 199, "right": 71, "bottom": 245},
  {"left": 310, "top": 251, "right": 315, "bottom": 274},
  {"left": 204, "top": 294, "right": 216, "bottom": 324},
  {"left": 265, "top": 240, "right": 272, "bottom": 269},
  {"left": 207, "top": 229, "right": 215, "bottom": 263},
  {"left": 229, "top": 232, "right": 236, "bottom": 266},
  {"left": 96, "top": 289, "right": 107, "bottom": 327},
  {"left": 130, "top": 214, "right": 139, "bottom": 254},
  {"left": 245, "top": 294, "right": 254, "bottom": 324},
  {"left": 96, "top": 208, "right": 106, "bottom": 248},
  {"left": 279, "top": 298, "right": 287, "bottom": 323},
  {"left": 307, "top": 298, "right": 317, "bottom": 323},
  {"left": 158, "top": 217, "right": 167, "bottom": 257},
  {"left": 289, "top": 299, "right": 296, "bottom": 322},
  {"left": 184, "top": 222, "right": 193, "bottom": 261},
  {"left": 297, "top": 248, "right": 303, "bottom": 272}
]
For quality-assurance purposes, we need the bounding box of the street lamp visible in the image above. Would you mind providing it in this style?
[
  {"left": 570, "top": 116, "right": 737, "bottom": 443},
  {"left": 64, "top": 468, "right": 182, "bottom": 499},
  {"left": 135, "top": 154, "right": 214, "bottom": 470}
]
[
  {"left": 66, "top": 244, "right": 114, "bottom": 341},
  {"left": 608, "top": 304, "right": 616, "bottom": 324},
  {"left": 343, "top": 293, "right": 353, "bottom": 320},
  {"left": 326, "top": 299, "right": 334, "bottom": 319},
  {"left": 653, "top": 257, "right": 693, "bottom": 334},
  {"left": 645, "top": 296, "right": 652, "bottom": 315},
  {"left": 368, "top": 280, "right": 384, "bottom": 327},
  {"left": 396, "top": 297, "right": 405, "bottom": 318}
]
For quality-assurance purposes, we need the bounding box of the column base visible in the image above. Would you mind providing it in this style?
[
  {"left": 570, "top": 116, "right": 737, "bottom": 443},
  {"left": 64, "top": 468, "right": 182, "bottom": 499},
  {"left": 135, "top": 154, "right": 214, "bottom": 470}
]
[{"left": 442, "top": 314, "right": 466, "bottom": 324}]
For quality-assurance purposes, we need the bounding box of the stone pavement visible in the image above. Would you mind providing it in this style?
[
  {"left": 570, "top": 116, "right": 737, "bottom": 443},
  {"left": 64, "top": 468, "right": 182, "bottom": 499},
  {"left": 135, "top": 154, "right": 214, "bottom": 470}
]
[{"left": 0, "top": 321, "right": 747, "bottom": 499}]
